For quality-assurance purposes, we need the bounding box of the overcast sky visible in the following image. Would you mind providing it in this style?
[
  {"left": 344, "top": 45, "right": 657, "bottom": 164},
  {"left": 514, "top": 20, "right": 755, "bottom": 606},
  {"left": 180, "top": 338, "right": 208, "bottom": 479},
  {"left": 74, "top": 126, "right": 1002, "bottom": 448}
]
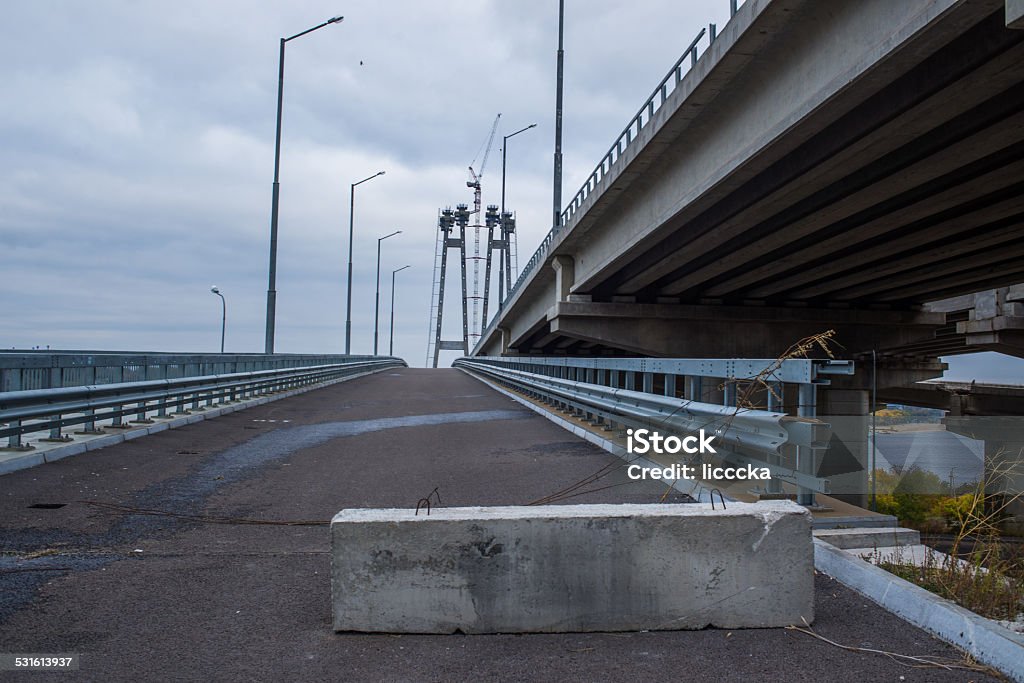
[{"left": 2, "top": 1, "right": 1022, "bottom": 381}]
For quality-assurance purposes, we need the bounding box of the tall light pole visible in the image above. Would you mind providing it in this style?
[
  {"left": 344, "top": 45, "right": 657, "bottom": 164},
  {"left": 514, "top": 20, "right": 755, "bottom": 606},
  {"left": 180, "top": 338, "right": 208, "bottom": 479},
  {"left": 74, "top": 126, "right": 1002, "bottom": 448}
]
[
  {"left": 346, "top": 171, "right": 386, "bottom": 354},
  {"left": 374, "top": 230, "right": 402, "bottom": 355},
  {"left": 499, "top": 123, "right": 537, "bottom": 307},
  {"left": 389, "top": 265, "right": 411, "bottom": 356},
  {"left": 264, "top": 15, "right": 344, "bottom": 354},
  {"left": 552, "top": 0, "right": 565, "bottom": 230},
  {"left": 210, "top": 286, "right": 226, "bottom": 354}
]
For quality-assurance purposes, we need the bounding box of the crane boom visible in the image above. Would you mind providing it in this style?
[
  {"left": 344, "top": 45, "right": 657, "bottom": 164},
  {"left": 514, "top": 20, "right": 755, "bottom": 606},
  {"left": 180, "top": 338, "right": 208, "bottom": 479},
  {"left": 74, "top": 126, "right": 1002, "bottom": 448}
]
[{"left": 467, "top": 113, "right": 502, "bottom": 216}]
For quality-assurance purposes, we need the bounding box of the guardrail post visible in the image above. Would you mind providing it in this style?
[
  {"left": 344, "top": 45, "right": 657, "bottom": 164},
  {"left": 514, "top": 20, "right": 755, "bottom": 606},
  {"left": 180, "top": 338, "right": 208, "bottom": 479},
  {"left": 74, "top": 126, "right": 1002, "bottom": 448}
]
[
  {"left": 6, "top": 421, "right": 32, "bottom": 450},
  {"left": 78, "top": 408, "right": 103, "bottom": 434},
  {"left": 133, "top": 401, "right": 152, "bottom": 424},
  {"left": 42, "top": 416, "right": 72, "bottom": 443},
  {"left": 685, "top": 376, "right": 701, "bottom": 401},
  {"left": 664, "top": 374, "right": 676, "bottom": 397},
  {"left": 724, "top": 380, "right": 737, "bottom": 407},
  {"left": 642, "top": 372, "right": 653, "bottom": 393},
  {"left": 766, "top": 381, "right": 783, "bottom": 495}
]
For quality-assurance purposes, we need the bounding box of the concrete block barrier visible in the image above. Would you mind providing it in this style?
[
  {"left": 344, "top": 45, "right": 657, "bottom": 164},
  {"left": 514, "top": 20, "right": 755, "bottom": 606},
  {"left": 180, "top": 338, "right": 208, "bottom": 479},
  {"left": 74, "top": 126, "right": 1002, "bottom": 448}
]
[{"left": 331, "top": 501, "right": 813, "bottom": 633}]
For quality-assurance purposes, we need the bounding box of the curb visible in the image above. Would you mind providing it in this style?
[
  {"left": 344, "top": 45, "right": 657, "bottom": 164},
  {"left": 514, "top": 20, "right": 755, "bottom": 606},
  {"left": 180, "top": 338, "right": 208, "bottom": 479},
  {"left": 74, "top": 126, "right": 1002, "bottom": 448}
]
[
  {"left": 814, "top": 538, "right": 1024, "bottom": 681},
  {"left": 0, "top": 368, "right": 391, "bottom": 477}
]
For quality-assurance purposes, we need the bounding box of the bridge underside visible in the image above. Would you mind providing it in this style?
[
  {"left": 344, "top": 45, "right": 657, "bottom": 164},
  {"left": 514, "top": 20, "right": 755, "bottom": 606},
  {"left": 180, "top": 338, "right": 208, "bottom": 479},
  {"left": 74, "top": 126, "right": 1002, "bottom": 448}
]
[{"left": 480, "top": 0, "right": 1024, "bottom": 372}]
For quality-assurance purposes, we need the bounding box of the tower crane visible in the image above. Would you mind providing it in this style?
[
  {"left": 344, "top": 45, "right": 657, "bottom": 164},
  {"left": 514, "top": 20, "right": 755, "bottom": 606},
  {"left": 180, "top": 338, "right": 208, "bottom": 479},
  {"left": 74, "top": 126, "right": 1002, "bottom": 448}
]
[{"left": 467, "top": 113, "right": 501, "bottom": 216}]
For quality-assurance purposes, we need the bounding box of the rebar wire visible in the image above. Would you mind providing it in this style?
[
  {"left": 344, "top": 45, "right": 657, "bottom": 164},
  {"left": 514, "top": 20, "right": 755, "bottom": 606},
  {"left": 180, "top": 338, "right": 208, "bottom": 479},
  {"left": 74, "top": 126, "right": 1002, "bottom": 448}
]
[{"left": 786, "top": 618, "right": 1000, "bottom": 675}]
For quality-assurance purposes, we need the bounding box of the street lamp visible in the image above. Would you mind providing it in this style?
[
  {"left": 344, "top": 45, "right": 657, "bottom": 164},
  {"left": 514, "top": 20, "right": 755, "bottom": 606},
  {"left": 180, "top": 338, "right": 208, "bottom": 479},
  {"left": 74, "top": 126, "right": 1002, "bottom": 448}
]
[
  {"left": 264, "top": 14, "right": 345, "bottom": 354},
  {"left": 346, "top": 170, "right": 386, "bottom": 354},
  {"left": 499, "top": 123, "right": 537, "bottom": 307},
  {"left": 389, "top": 265, "right": 411, "bottom": 356},
  {"left": 210, "top": 285, "right": 226, "bottom": 354},
  {"left": 374, "top": 230, "right": 402, "bottom": 355}
]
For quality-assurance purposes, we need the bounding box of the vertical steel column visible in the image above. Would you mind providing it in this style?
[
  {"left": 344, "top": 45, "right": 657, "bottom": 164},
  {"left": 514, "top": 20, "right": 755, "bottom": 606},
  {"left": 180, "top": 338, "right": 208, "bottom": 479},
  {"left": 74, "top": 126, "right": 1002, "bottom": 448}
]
[
  {"left": 664, "top": 374, "right": 676, "bottom": 397},
  {"left": 766, "top": 381, "right": 783, "bottom": 495},
  {"left": 723, "top": 380, "right": 737, "bottom": 407},
  {"left": 686, "top": 376, "right": 701, "bottom": 401}
]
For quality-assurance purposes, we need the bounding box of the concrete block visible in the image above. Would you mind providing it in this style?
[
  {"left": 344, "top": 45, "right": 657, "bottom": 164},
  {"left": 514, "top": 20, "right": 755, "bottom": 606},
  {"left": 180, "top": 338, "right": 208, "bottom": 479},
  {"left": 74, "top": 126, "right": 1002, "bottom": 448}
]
[
  {"left": 0, "top": 452, "right": 45, "bottom": 475},
  {"left": 814, "top": 527, "right": 920, "bottom": 549},
  {"left": 122, "top": 427, "right": 150, "bottom": 441},
  {"left": 332, "top": 501, "right": 813, "bottom": 634},
  {"left": 85, "top": 434, "right": 125, "bottom": 451},
  {"left": 43, "top": 442, "right": 87, "bottom": 462}
]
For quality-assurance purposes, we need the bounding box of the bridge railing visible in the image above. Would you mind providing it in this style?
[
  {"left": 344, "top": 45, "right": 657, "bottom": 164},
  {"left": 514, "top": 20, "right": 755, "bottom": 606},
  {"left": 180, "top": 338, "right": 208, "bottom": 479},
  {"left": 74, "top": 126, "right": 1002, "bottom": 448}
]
[
  {"left": 455, "top": 355, "right": 852, "bottom": 504},
  {"left": 0, "top": 357, "right": 405, "bottom": 449},
  {"left": 0, "top": 351, "right": 377, "bottom": 393}
]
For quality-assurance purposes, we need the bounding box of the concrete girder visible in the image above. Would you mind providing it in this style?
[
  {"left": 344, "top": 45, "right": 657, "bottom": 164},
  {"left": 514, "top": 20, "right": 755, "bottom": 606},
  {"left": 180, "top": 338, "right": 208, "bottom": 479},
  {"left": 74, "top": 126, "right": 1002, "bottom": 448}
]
[
  {"left": 661, "top": 107, "right": 1024, "bottom": 299},
  {"left": 881, "top": 382, "right": 1024, "bottom": 415},
  {"left": 830, "top": 233, "right": 1024, "bottom": 301},
  {"left": 540, "top": 301, "right": 944, "bottom": 360},
  {"left": 776, "top": 201, "right": 1024, "bottom": 300},
  {"left": 874, "top": 262, "right": 1024, "bottom": 303}
]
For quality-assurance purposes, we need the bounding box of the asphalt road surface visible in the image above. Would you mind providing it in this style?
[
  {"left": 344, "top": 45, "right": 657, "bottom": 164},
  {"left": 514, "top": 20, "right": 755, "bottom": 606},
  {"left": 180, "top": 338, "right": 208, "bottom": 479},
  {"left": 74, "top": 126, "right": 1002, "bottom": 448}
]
[{"left": 0, "top": 369, "right": 1000, "bottom": 682}]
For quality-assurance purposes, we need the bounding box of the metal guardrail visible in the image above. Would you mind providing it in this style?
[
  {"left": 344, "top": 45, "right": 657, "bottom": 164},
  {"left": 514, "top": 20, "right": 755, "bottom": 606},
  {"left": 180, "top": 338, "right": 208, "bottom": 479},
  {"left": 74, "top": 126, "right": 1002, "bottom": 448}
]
[
  {"left": 0, "top": 357, "right": 405, "bottom": 449},
  {"left": 455, "top": 355, "right": 853, "bottom": 504},
  {"left": 0, "top": 351, "right": 375, "bottom": 392}
]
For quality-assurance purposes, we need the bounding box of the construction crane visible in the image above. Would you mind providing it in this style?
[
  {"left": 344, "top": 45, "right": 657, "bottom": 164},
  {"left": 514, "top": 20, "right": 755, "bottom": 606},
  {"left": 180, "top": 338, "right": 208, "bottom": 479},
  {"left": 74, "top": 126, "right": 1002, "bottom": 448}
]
[{"left": 467, "top": 113, "right": 501, "bottom": 216}]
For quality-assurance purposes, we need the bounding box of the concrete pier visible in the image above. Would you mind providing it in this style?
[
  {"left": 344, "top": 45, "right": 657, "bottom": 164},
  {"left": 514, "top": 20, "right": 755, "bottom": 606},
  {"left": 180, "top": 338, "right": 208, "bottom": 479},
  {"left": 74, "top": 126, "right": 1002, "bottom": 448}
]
[{"left": 331, "top": 501, "right": 813, "bottom": 634}]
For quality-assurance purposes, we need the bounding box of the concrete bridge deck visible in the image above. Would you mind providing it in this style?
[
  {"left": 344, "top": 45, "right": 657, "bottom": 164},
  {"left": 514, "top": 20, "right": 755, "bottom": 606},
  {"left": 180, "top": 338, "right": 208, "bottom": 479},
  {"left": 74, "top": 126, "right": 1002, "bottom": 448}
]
[{"left": 0, "top": 370, "right": 997, "bottom": 681}]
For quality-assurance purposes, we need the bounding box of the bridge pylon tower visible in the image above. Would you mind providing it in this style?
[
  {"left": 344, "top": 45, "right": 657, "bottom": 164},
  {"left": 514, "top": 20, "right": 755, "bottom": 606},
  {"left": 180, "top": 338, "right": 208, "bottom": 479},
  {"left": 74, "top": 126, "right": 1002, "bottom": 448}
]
[{"left": 427, "top": 204, "right": 471, "bottom": 368}]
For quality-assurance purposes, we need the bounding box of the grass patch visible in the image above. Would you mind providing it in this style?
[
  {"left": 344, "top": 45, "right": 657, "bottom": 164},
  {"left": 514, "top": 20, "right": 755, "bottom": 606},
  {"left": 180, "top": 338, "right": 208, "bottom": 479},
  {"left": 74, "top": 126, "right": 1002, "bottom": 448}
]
[{"left": 874, "top": 456, "right": 1024, "bottom": 623}]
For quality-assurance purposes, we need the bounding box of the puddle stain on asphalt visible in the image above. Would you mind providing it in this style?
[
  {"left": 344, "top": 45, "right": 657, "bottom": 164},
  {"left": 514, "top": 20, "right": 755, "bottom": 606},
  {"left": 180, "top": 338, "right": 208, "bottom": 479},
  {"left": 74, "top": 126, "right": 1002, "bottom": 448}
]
[{"left": 0, "top": 409, "right": 530, "bottom": 621}]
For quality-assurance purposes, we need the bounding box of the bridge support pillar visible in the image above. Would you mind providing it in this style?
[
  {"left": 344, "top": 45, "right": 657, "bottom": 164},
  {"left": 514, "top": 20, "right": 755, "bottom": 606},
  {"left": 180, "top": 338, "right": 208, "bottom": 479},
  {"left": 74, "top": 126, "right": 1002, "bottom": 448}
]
[
  {"left": 552, "top": 255, "right": 575, "bottom": 302},
  {"left": 499, "top": 327, "right": 511, "bottom": 355}
]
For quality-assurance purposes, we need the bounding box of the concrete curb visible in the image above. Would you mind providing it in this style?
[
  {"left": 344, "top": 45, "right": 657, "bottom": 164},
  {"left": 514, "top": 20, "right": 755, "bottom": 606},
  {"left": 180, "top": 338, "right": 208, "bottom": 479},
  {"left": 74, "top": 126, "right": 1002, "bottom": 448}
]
[
  {"left": 458, "top": 369, "right": 716, "bottom": 502},
  {"left": 0, "top": 368, "right": 392, "bottom": 477},
  {"left": 814, "top": 538, "right": 1024, "bottom": 681}
]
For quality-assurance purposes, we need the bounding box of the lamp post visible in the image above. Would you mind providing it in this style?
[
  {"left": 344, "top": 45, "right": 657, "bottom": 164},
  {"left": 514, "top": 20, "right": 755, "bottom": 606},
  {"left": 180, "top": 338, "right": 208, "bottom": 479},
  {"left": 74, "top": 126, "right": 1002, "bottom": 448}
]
[
  {"left": 374, "top": 230, "right": 402, "bottom": 355},
  {"left": 499, "top": 123, "right": 537, "bottom": 306},
  {"left": 552, "top": 0, "right": 565, "bottom": 230},
  {"left": 389, "top": 265, "right": 411, "bottom": 356},
  {"left": 346, "top": 170, "right": 386, "bottom": 354},
  {"left": 210, "top": 286, "right": 226, "bottom": 354},
  {"left": 264, "top": 14, "right": 344, "bottom": 354}
]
